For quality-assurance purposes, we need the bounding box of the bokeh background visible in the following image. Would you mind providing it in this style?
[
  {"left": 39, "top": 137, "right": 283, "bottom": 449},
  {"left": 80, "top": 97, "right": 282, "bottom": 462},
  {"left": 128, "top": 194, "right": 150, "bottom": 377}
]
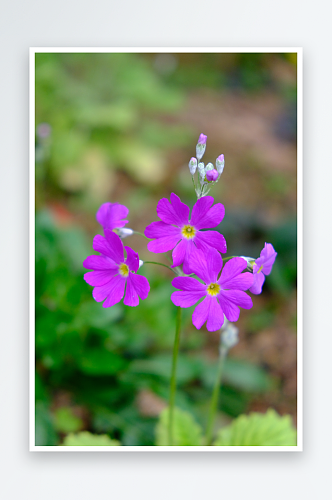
[{"left": 35, "top": 52, "right": 297, "bottom": 446}]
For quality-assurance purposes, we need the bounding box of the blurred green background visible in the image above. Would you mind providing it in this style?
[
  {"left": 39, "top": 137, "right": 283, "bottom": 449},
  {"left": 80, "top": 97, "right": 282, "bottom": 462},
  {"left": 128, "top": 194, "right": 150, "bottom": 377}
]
[{"left": 35, "top": 52, "right": 297, "bottom": 446}]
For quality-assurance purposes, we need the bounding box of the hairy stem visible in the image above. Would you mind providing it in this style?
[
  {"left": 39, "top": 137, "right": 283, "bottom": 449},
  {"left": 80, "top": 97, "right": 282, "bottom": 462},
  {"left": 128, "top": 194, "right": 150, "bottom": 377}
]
[
  {"left": 133, "top": 231, "right": 150, "bottom": 239},
  {"left": 168, "top": 307, "right": 182, "bottom": 446},
  {"left": 143, "top": 261, "right": 177, "bottom": 274}
]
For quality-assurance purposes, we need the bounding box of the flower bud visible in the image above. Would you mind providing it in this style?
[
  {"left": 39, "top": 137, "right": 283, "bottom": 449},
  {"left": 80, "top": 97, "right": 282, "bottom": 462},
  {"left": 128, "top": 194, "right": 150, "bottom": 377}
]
[
  {"left": 216, "top": 154, "right": 225, "bottom": 175},
  {"left": 197, "top": 162, "right": 206, "bottom": 185},
  {"left": 196, "top": 133, "right": 207, "bottom": 161},
  {"left": 220, "top": 322, "right": 239, "bottom": 355},
  {"left": 206, "top": 169, "right": 218, "bottom": 182},
  {"left": 188, "top": 157, "right": 197, "bottom": 175},
  {"left": 239, "top": 256, "right": 255, "bottom": 271},
  {"left": 138, "top": 260, "right": 144, "bottom": 269},
  {"left": 116, "top": 228, "right": 134, "bottom": 239}
]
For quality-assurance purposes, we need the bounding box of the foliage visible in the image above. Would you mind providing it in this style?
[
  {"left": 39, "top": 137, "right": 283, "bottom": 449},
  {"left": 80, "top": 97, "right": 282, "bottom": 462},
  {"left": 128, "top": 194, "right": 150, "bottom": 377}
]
[
  {"left": 155, "top": 407, "right": 203, "bottom": 446},
  {"left": 34, "top": 52, "right": 297, "bottom": 446},
  {"left": 63, "top": 431, "right": 120, "bottom": 446},
  {"left": 213, "top": 409, "right": 297, "bottom": 446}
]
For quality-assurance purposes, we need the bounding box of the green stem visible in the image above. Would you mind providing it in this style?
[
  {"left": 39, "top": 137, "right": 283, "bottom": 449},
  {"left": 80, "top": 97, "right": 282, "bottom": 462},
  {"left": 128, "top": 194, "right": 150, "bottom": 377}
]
[
  {"left": 168, "top": 307, "right": 182, "bottom": 446},
  {"left": 205, "top": 351, "right": 226, "bottom": 445},
  {"left": 133, "top": 231, "right": 150, "bottom": 239},
  {"left": 143, "top": 261, "right": 177, "bottom": 274},
  {"left": 222, "top": 255, "right": 237, "bottom": 263}
]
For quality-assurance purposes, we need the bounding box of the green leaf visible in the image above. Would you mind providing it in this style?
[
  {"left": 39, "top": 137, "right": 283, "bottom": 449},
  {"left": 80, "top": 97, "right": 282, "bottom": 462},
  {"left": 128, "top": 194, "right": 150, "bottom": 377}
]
[
  {"left": 155, "top": 407, "right": 203, "bottom": 446},
  {"left": 54, "top": 407, "right": 83, "bottom": 434},
  {"left": 223, "top": 358, "right": 273, "bottom": 393},
  {"left": 35, "top": 402, "right": 58, "bottom": 446},
  {"left": 79, "top": 348, "right": 127, "bottom": 375},
  {"left": 214, "top": 409, "right": 297, "bottom": 446},
  {"left": 63, "top": 431, "right": 120, "bottom": 446}
]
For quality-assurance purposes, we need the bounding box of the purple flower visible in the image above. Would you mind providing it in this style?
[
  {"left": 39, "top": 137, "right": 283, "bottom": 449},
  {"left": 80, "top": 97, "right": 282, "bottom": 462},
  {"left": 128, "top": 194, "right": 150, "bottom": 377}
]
[
  {"left": 96, "top": 202, "right": 129, "bottom": 231},
  {"left": 145, "top": 193, "right": 227, "bottom": 274},
  {"left": 171, "top": 249, "right": 253, "bottom": 332},
  {"left": 206, "top": 169, "right": 218, "bottom": 182},
  {"left": 249, "top": 243, "right": 277, "bottom": 295},
  {"left": 83, "top": 230, "right": 150, "bottom": 307}
]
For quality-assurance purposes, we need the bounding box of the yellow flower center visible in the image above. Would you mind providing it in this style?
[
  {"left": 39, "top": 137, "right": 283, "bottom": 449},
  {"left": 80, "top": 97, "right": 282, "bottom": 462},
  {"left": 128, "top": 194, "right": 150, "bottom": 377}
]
[
  {"left": 257, "top": 265, "right": 264, "bottom": 274},
  {"left": 119, "top": 263, "right": 129, "bottom": 277},
  {"left": 207, "top": 283, "right": 221, "bottom": 297},
  {"left": 181, "top": 224, "right": 196, "bottom": 240}
]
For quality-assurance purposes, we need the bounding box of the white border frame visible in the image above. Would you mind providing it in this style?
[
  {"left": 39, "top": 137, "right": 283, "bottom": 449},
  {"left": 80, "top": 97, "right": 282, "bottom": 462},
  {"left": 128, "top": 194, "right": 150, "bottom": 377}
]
[{"left": 29, "top": 47, "right": 303, "bottom": 452}]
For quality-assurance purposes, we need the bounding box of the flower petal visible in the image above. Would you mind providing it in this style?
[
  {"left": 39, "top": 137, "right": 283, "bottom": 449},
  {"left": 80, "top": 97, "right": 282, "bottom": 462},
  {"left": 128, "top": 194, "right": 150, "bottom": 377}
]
[
  {"left": 170, "top": 193, "right": 190, "bottom": 225},
  {"left": 144, "top": 221, "right": 181, "bottom": 239},
  {"left": 218, "top": 257, "right": 248, "bottom": 288},
  {"left": 104, "top": 229, "right": 125, "bottom": 263},
  {"left": 187, "top": 247, "right": 210, "bottom": 283},
  {"left": 128, "top": 273, "right": 150, "bottom": 301},
  {"left": 182, "top": 240, "right": 195, "bottom": 275},
  {"left": 96, "top": 202, "right": 129, "bottom": 230},
  {"left": 84, "top": 269, "right": 118, "bottom": 286},
  {"left": 249, "top": 272, "right": 265, "bottom": 295},
  {"left": 206, "top": 298, "right": 225, "bottom": 331},
  {"left": 125, "top": 246, "right": 139, "bottom": 272},
  {"left": 147, "top": 233, "right": 181, "bottom": 253},
  {"left": 123, "top": 274, "right": 139, "bottom": 306},
  {"left": 92, "top": 234, "right": 116, "bottom": 260},
  {"left": 172, "top": 239, "right": 187, "bottom": 269},
  {"left": 172, "top": 276, "right": 206, "bottom": 292},
  {"left": 190, "top": 197, "right": 225, "bottom": 229},
  {"left": 156, "top": 195, "right": 189, "bottom": 226},
  {"left": 195, "top": 230, "right": 227, "bottom": 254},
  {"left": 92, "top": 275, "right": 125, "bottom": 304},
  {"left": 192, "top": 296, "right": 211, "bottom": 329},
  {"left": 218, "top": 290, "right": 253, "bottom": 322},
  {"left": 83, "top": 255, "right": 118, "bottom": 271},
  {"left": 171, "top": 290, "right": 205, "bottom": 308},
  {"left": 257, "top": 243, "right": 277, "bottom": 275}
]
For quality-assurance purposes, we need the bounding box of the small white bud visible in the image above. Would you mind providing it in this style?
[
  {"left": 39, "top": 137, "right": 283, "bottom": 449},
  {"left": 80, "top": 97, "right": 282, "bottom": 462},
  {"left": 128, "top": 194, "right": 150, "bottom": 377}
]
[
  {"left": 205, "top": 162, "right": 214, "bottom": 172},
  {"left": 116, "top": 228, "right": 134, "bottom": 239},
  {"left": 239, "top": 256, "right": 255, "bottom": 271},
  {"left": 188, "top": 157, "right": 197, "bottom": 175},
  {"left": 220, "top": 322, "right": 239, "bottom": 354},
  {"left": 196, "top": 133, "right": 207, "bottom": 161},
  {"left": 138, "top": 260, "right": 144, "bottom": 269},
  {"left": 216, "top": 154, "right": 225, "bottom": 175}
]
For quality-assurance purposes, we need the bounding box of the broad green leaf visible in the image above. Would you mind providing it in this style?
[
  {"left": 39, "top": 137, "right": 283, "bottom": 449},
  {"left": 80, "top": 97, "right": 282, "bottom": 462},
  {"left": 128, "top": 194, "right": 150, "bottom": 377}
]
[
  {"left": 214, "top": 409, "right": 297, "bottom": 446},
  {"left": 54, "top": 407, "right": 83, "bottom": 434},
  {"left": 63, "top": 431, "right": 120, "bottom": 446},
  {"left": 155, "top": 407, "right": 203, "bottom": 446}
]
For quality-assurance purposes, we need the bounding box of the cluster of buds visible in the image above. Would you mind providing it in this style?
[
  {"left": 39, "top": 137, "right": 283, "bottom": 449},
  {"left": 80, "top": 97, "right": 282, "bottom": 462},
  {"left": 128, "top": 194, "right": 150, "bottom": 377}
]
[{"left": 188, "top": 133, "right": 225, "bottom": 199}]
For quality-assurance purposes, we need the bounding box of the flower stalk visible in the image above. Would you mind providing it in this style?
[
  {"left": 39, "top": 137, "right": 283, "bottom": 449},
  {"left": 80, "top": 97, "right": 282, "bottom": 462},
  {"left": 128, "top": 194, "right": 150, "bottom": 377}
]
[{"left": 168, "top": 306, "right": 182, "bottom": 446}]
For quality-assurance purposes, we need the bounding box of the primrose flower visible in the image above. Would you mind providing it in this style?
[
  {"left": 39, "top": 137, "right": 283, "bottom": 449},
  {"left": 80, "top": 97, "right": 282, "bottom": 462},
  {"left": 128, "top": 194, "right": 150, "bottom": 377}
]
[
  {"left": 96, "top": 202, "right": 129, "bottom": 231},
  {"left": 171, "top": 249, "right": 253, "bottom": 332},
  {"left": 249, "top": 243, "right": 277, "bottom": 295},
  {"left": 83, "top": 230, "right": 150, "bottom": 307},
  {"left": 145, "top": 193, "right": 227, "bottom": 274}
]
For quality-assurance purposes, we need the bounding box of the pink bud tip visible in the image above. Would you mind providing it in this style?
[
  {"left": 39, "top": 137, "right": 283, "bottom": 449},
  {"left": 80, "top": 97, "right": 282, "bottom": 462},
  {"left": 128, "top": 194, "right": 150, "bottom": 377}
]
[
  {"left": 217, "top": 154, "right": 224, "bottom": 162},
  {"left": 198, "top": 133, "right": 207, "bottom": 145},
  {"left": 206, "top": 169, "right": 219, "bottom": 182}
]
